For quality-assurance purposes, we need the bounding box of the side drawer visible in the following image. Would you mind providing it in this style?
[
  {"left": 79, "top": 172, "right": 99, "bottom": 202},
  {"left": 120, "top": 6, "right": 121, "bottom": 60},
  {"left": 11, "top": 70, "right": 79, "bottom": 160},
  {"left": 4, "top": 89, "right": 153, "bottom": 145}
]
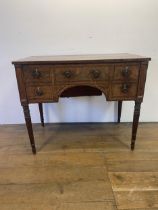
[
  {"left": 23, "top": 65, "right": 52, "bottom": 83},
  {"left": 111, "top": 83, "right": 138, "bottom": 99},
  {"left": 113, "top": 63, "right": 140, "bottom": 81},
  {"left": 26, "top": 85, "right": 53, "bottom": 102}
]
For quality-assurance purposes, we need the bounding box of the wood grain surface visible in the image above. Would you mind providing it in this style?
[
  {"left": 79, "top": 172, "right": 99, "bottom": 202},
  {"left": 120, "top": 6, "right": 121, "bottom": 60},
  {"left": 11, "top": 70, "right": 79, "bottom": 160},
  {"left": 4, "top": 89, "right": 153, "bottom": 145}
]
[{"left": 0, "top": 123, "right": 157, "bottom": 209}]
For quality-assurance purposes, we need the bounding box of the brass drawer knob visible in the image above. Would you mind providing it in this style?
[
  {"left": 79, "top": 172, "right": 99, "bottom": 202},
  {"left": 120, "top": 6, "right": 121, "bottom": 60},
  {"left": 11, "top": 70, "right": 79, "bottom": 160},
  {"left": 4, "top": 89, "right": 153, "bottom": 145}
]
[
  {"left": 32, "top": 69, "right": 41, "bottom": 79},
  {"left": 35, "top": 87, "right": 43, "bottom": 96},
  {"left": 121, "top": 84, "right": 129, "bottom": 93},
  {"left": 92, "top": 70, "right": 100, "bottom": 79},
  {"left": 122, "top": 66, "right": 129, "bottom": 77},
  {"left": 63, "top": 70, "right": 72, "bottom": 78}
]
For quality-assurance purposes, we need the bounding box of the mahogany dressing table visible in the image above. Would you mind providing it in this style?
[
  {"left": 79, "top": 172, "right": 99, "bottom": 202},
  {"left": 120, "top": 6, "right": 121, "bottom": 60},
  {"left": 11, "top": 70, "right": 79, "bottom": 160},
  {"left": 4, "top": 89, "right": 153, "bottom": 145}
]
[{"left": 12, "top": 54, "right": 151, "bottom": 154}]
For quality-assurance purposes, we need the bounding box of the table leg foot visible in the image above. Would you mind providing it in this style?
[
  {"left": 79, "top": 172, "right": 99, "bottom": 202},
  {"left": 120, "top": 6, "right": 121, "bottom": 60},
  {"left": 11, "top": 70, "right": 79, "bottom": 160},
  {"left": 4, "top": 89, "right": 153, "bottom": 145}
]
[
  {"left": 131, "top": 142, "right": 135, "bottom": 150},
  {"left": 32, "top": 146, "right": 36, "bottom": 154}
]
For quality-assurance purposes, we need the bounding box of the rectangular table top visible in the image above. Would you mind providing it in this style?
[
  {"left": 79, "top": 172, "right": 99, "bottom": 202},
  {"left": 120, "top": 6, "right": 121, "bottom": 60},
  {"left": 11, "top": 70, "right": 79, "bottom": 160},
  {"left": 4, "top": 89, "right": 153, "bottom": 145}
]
[{"left": 12, "top": 53, "right": 151, "bottom": 65}]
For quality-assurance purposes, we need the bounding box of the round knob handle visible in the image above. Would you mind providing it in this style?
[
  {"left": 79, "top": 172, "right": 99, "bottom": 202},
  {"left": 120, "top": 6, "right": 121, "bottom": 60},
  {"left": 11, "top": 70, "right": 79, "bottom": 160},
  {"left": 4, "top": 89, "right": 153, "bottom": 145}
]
[
  {"left": 92, "top": 70, "right": 100, "bottom": 79},
  {"left": 121, "top": 84, "right": 129, "bottom": 93},
  {"left": 63, "top": 71, "right": 72, "bottom": 78},
  {"left": 35, "top": 87, "right": 43, "bottom": 96},
  {"left": 32, "top": 69, "right": 41, "bottom": 79},
  {"left": 122, "top": 66, "right": 129, "bottom": 77}
]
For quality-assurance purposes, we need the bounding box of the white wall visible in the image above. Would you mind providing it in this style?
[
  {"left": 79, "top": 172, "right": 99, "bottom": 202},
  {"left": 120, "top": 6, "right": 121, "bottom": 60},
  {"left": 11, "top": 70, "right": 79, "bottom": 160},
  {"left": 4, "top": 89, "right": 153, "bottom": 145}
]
[{"left": 0, "top": 0, "right": 158, "bottom": 124}]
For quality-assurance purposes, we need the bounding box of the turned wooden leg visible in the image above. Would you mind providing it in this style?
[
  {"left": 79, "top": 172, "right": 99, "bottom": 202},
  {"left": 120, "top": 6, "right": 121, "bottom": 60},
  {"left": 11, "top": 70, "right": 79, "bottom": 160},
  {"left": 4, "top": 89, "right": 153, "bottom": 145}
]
[
  {"left": 22, "top": 104, "right": 36, "bottom": 154},
  {"left": 131, "top": 101, "right": 142, "bottom": 150},
  {"left": 118, "top": 101, "right": 122, "bottom": 123},
  {"left": 38, "top": 103, "right": 44, "bottom": 127}
]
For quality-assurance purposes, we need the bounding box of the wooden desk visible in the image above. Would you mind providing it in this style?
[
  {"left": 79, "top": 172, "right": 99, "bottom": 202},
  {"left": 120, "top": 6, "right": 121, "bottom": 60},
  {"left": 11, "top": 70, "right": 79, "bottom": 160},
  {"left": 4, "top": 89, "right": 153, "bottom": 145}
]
[{"left": 12, "top": 54, "right": 151, "bottom": 154}]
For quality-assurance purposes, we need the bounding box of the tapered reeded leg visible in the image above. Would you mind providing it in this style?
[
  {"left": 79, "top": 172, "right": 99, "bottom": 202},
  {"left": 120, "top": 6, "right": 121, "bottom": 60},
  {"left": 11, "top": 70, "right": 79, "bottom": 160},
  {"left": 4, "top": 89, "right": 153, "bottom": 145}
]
[
  {"left": 131, "top": 101, "right": 142, "bottom": 150},
  {"left": 22, "top": 104, "right": 36, "bottom": 154},
  {"left": 38, "top": 103, "right": 44, "bottom": 127},
  {"left": 118, "top": 101, "right": 122, "bottom": 123}
]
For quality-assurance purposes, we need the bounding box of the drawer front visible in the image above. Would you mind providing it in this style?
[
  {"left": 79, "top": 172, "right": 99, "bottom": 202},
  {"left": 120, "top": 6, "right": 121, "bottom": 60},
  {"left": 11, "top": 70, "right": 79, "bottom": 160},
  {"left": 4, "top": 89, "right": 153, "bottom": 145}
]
[
  {"left": 23, "top": 65, "right": 51, "bottom": 83},
  {"left": 114, "top": 63, "right": 140, "bottom": 81},
  {"left": 26, "top": 86, "right": 53, "bottom": 101},
  {"left": 54, "top": 64, "right": 113, "bottom": 84},
  {"left": 111, "top": 83, "right": 137, "bottom": 99}
]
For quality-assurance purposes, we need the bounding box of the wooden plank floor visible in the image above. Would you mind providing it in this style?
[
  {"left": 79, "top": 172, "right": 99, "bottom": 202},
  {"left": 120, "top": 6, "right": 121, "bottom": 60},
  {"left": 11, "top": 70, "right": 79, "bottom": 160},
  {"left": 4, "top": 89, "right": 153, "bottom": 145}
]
[{"left": 0, "top": 123, "right": 158, "bottom": 210}]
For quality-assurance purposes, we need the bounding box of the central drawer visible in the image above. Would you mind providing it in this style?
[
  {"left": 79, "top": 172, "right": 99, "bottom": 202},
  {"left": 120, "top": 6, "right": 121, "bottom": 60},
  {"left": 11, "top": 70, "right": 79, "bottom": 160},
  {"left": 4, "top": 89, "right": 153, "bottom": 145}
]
[{"left": 54, "top": 64, "right": 113, "bottom": 84}]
